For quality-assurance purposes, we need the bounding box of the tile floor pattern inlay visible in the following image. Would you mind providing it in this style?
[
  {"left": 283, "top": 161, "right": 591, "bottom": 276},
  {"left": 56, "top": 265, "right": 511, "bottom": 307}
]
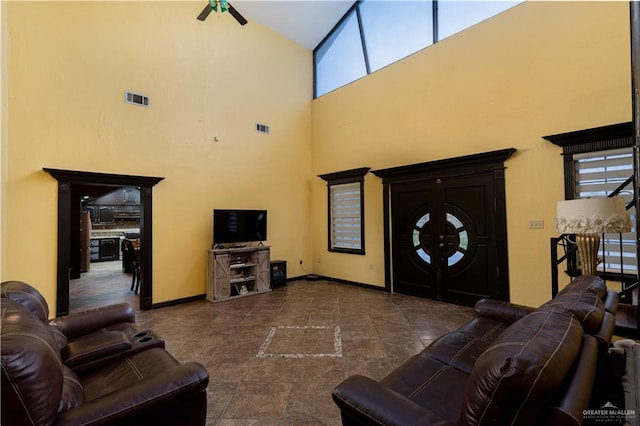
[
  {"left": 257, "top": 325, "right": 343, "bottom": 358},
  {"left": 70, "top": 265, "right": 475, "bottom": 425}
]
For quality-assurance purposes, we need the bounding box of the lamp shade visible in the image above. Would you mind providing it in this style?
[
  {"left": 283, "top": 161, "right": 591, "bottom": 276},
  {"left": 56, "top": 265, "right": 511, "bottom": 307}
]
[{"left": 555, "top": 197, "right": 631, "bottom": 234}]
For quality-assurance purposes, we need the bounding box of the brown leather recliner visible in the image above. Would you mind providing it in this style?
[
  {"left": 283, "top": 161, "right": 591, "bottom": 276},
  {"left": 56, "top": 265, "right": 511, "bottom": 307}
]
[
  {"left": 1, "top": 280, "right": 163, "bottom": 373},
  {"left": 332, "top": 275, "right": 617, "bottom": 425},
  {"left": 1, "top": 280, "right": 139, "bottom": 335},
  {"left": 1, "top": 297, "right": 209, "bottom": 425}
]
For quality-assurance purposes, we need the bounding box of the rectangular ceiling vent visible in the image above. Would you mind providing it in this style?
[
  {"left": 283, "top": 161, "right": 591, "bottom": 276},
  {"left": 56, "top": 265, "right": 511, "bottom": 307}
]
[
  {"left": 125, "top": 91, "right": 149, "bottom": 108},
  {"left": 256, "top": 123, "right": 270, "bottom": 135}
]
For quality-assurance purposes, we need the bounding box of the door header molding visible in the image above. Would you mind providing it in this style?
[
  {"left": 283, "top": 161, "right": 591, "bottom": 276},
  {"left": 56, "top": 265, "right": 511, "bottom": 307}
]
[
  {"left": 43, "top": 168, "right": 164, "bottom": 187},
  {"left": 372, "top": 148, "right": 516, "bottom": 183}
]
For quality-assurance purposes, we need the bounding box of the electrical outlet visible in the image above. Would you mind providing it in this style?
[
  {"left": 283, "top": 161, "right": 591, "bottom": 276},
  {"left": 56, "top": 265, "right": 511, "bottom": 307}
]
[{"left": 528, "top": 220, "right": 544, "bottom": 229}]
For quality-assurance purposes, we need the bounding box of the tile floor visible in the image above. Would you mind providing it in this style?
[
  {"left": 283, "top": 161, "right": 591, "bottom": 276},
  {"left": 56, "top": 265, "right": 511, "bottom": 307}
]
[{"left": 70, "top": 262, "right": 474, "bottom": 425}]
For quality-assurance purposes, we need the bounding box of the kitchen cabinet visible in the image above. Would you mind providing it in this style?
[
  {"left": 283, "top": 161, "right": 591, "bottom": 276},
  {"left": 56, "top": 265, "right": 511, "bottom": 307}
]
[
  {"left": 84, "top": 187, "right": 141, "bottom": 223},
  {"left": 90, "top": 238, "right": 120, "bottom": 262}
]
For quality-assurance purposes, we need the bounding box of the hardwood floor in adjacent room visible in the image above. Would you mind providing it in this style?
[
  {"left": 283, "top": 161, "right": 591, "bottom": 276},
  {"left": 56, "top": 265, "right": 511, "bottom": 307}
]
[
  {"left": 69, "top": 260, "right": 139, "bottom": 313},
  {"left": 70, "top": 269, "right": 475, "bottom": 425}
]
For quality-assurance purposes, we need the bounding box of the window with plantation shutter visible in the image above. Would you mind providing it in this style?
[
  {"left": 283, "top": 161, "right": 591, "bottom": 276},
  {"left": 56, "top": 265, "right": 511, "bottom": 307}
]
[
  {"left": 573, "top": 148, "right": 637, "bottom": 275},
  {"left": 330, "top": 182, "right": 362, "bottom": 251},
  {"left": 544, "top": 122, "right": 638, "bottom": 285},
  {"left": 318, "top": 167, "right": 370, "bottom": 255}
]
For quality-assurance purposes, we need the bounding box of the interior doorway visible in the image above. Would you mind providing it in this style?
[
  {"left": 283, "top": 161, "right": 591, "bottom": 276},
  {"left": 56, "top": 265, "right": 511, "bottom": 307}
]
[
  {"left": 70, "top": 184, "right": 141, "bottom": 312},
  {"left": 44, "top": 168, "right": 164, "bottom": 316},
  {"left": 373, "top": 148, "right": 515, "bottom": 306}
]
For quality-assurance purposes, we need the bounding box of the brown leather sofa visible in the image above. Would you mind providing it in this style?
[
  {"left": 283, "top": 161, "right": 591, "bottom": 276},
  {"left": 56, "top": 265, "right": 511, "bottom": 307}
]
[
  {"left": 332, "top": 276, "right": 617, "bottom": 425},
  {"left": 1, "top": 283, "right": 209, "bottom": 425}
]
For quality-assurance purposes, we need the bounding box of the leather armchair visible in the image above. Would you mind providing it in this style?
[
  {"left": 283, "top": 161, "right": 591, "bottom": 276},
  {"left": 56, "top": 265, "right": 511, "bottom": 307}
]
[
  {"left": 1, "top": 280, "right": 161, "bottom": 372},
  {"left": 1, "top": 280, "right": 138, "bottom": 336},
  {"left": 1, "top": 298, "right": 209, "bottom": 425}
]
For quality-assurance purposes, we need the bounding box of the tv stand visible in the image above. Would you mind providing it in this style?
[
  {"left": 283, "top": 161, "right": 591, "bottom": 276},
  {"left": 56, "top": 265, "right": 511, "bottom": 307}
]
[{"left": 206, "top": 246, "right": 270, "bottom": 302}]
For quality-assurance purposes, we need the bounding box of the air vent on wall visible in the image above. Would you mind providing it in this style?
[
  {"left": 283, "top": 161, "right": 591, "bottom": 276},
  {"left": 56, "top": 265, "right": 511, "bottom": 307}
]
[
  {"left": 125, "top": 91, "right": 149, "bottom": 108},
  {"left": 256, "top": 123, "right": 270, "bottom": 134}
]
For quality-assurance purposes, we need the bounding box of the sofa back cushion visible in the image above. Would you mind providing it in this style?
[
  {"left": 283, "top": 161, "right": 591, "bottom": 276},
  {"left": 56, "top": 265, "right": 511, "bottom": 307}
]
[
  {"left": 539, "top": 289, "right": 605, "bottom": 334},
  {"left": 461, "top": 310, "right": 583, "bottom": 426},
  {"left": 0, "top": 281, "right": 70, "bottom": 350},
  {"left": 1, "top": 280, "right": 50, "bottom": 322},
  {"left": 1, "top": 299, "right": 63, "bottom": 425},
  {"left": 560, "top": 275, "right": 607, "bottom": 299}
]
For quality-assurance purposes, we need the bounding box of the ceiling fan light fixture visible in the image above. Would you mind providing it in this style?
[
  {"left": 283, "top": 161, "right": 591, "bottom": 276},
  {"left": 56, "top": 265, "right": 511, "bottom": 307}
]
[
  {"left": 198, "top": 0, "right": 246, "bottom": 25},
  {"left": 210, "top": 0, "right": 228, "bottom": 14}
]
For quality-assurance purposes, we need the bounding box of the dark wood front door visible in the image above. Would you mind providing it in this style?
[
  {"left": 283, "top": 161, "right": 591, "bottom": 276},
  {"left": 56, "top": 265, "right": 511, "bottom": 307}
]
[
  {"left": 392, "top": 172, "right": 504, "bottom": 305},
  {"left": 374, "top": 149, "right": 514, "bottom": 307}
]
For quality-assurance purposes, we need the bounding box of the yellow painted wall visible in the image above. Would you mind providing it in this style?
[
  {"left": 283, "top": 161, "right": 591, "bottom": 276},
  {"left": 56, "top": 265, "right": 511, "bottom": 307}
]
[
  {"left": 310, "top": 1, "right": 631, "bottom": 306},
  {"left": 4, "top": 2, "right": 312, "bottom": 308},
  {"left": 3, "top": 1, "right": 634, "bottom": 312},
  {"left": 1, "top": 0, "right": 7, "bottom": 279}
]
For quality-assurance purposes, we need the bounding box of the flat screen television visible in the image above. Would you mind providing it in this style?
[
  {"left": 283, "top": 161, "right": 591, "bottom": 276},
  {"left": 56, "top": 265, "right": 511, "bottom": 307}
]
[{"left": 213, "top": 209, "right": 267, "bottom": 246}]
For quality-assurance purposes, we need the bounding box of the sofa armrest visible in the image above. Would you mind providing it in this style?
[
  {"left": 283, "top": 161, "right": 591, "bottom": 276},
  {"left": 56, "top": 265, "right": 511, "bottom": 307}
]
[
  {"left": 61, "top": 330, "right": 132, "bottom": 368},
  {"left": 474, "top": 299, "right": 535, "bottom": 324},
  {"left": 547, "top": 335, "right": 598, "bottom": 425},
  {"left": 50, "top": 303, "right": 136, "bottom": 340},
  {"left": 590, "top": 311, "right": 616, "bottom": 357},
  {"left": 54, "top": 362, "right": 209, "bottom": 425},
  {"left": 332, "top": 375, "right": 455, "bottom": 426},
  {"left": 603, "top": 289, "right": 619, "bottom": 315}
]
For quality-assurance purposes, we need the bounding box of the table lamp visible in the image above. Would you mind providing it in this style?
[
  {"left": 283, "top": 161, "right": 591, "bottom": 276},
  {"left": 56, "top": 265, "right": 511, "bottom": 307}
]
[{"left": 555, "top": 197, "right": 631, "bottom": 275}]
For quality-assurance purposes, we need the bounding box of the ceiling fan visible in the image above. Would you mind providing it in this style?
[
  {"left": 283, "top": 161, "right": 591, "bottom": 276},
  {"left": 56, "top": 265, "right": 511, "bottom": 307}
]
[{"left": 197, "top": 0, "right": 247, "bottom": 26}]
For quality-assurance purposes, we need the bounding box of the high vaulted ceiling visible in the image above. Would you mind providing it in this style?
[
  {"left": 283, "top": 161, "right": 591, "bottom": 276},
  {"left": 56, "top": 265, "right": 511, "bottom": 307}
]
[{"left": 232, "top": 1, "right": 354, "bottom": 50}]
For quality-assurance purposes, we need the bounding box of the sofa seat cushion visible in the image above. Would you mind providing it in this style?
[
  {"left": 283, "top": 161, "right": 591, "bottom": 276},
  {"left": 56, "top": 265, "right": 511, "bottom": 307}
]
[
  {"left": 79, "top": 347, "right": 183, "bottom": 402},
  {"left": 381, "top": 354, "right": 469, "bottom": 424},
  {"left": 461, "top": 309, "right": 584, "bottom": 426},
  {"left": 540, "top": 289, "right": 605, "bottom": 334}
]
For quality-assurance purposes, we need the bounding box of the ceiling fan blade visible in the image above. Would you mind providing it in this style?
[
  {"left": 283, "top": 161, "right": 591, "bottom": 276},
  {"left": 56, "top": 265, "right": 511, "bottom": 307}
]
[
  {"left": 196, "top": 4, "right": 213, "bottom": 21},
  {"left": 228, "top": 4, "right": 248, "bottom": 26}
]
